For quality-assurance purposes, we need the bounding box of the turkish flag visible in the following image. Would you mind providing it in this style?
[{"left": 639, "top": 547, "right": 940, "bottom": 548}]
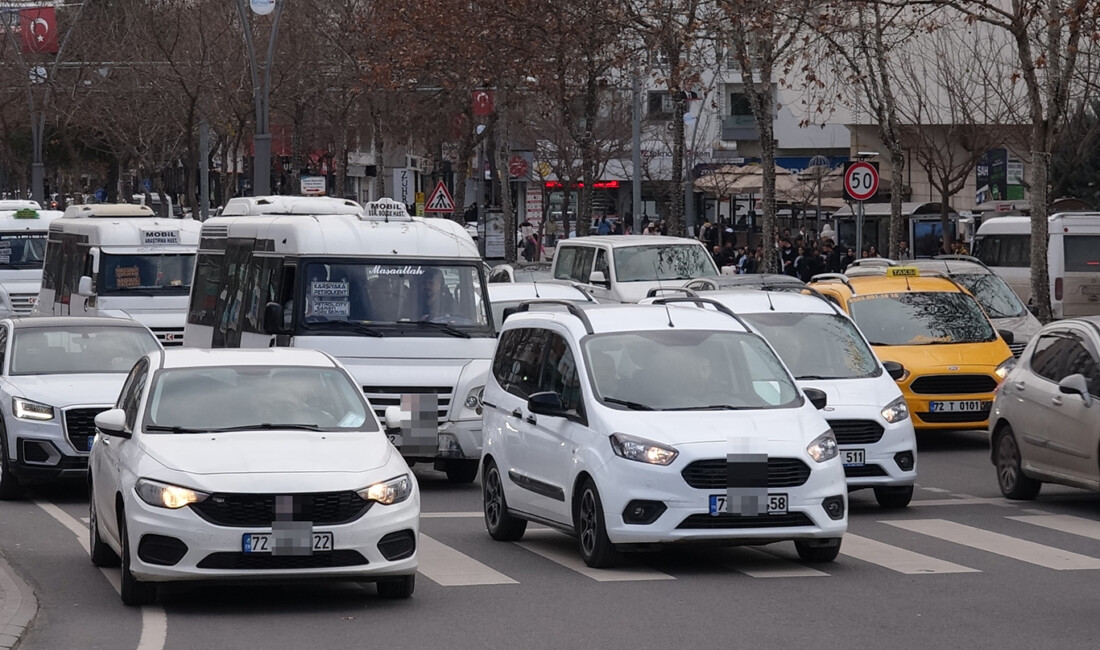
[
  {"left": 472, "top": 90, "right": 494, "bottom": 117},
  {"left": 21, "top": 7, "right": 59, "bottom": 54}
]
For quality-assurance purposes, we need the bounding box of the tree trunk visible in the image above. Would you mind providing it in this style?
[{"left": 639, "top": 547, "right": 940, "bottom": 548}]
[
  {"left": 939, "top": 189, "right": 953, "bottom": 254},
  {"left": 372, "top": 110, "right": 385, "bottom": 200},
  {"left": 887, "top": 147, "right": 905, "bottom": 259},
  {"left": 759, "top": 117, "right": 779, "bottom": 273},
  {"left": 334, "top": 125, "right": 348, "bottom": 200},
  {"left": 669, "top": 89, "right": 686, "bottom": 237},
  {"left": 452, "top": 133, "right": 473, "bottom": 223},
  {"left": 1030, "top": 146, "right": 1052, "bottom": 322},
  {"left": 579, "top": 70, "right": 598, "bottom": 232},
  {"left": 494, "top": 96, "right": 517, "bottom": 263},
  {"left": 291, "top": 103, "right": 306, "bottom": 195}
]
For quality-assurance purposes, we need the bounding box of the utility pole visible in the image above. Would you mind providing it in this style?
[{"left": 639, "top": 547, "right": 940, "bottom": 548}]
[
  {"left": 199, "top": 119, "right": 210, "bottom": 219},
  {"left": 631, "top": 67, "right": 643, "bottom": 234},
  {"left": 235, "top": 0, "right": 286, "bottom": 196}
]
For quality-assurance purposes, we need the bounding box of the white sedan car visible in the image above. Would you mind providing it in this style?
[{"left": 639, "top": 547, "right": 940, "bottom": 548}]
[
  {"left": 88, "top": 347, "right": 419, "bottom": 605},
  {"left": 0, "top": 316, "right": 161, "bottom": 500}
]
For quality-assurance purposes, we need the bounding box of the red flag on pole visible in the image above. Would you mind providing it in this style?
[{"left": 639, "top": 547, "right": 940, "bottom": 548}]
[
  {"left": 20, "top": 7, "right": 60, "bottom": 54},
  {"left": 472, "top": 90, "right": 494, "bottom": 117}
]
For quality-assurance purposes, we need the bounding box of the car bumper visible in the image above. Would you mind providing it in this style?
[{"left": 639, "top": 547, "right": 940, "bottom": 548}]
[
  {"left": 825, "top": 411, "right": 918, "bottom": 489},
  {"left": 903, "top": 393, "right": 996, "bottom": 430}
]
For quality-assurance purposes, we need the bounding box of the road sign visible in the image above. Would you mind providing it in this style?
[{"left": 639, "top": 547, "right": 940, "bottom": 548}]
[
  {"left": 843, "top": 161, "right": 880, "bottom": 202},
  {"left": 300, "top": 176, "right": 326, "bottom": 196},
  {"left": 424, "top": 181, "right": 455, "bottom": 213},
  {"left": 508, "top": 155, "right": 529, "bottom": 178}
]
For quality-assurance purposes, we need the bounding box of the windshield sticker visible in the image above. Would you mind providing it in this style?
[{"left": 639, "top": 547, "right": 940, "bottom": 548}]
[
  {"left": 848, "top": 292, "right": 900, "bottom": 303},
  {"left": 141, "top": 229, "right": 180, "bottom": 245},
  {"left": 0, "top": 255, "right": 8, "bottom": 264},
  {"left": 309, "top": 300, "right": 350, "bottom": 317},
  {"left": 115, "top": 266, "right": 142, "bottom": 288},
  {"left": 371, "top": 265, "right": 424, "bottom": 276},
  {"left": 310, "top": 281, "right": 349, "bottom": 297}
]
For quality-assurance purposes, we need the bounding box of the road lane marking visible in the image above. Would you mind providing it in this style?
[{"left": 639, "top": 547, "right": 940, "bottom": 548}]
[
  {"left": 136, "top": 609, "right": 168, "bottom": 650},
  {"left": 886, "top": 519, "right": 1100, "bottom": 570},
  {"left": 417, "top": 534, "right": 518, "bottom": 586},
  {"left": 1009, "top": 515, "right": 1100, "bottom": 541},
  {"left": 841, "top": 534, "right": 978, "bottom": 574},
  {"left": 516, "top": 529, "right": 675, "bottom": 582},
  {"left": 421, "top": 512, "right": 483, "bottom": 519},
  {"left": 908, "top": 498, "right": 1015, "bottom": 507},
  {"left": 726, "top": 548, "right": 828, "bottom": 578},
  {"left": 920, "top": 487, "right": 950, "bottom": 494}
]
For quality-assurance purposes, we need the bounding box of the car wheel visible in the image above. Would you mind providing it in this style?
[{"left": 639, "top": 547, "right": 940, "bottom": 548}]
[
  {"left": 575, "top": 478, "right": 618, "bottom": 568},
  {"left": 118, "top": 510, "right": 157, "bottom": 606},
  {"left": 0, "top": 430, "right": 23, "bottom": 501},
  {"left": 795, "top": 537, "right": 842, "bottom": 563},
  {"left": 376, "top": 574, "right": 415, "bottom": 599},
  {"left": 873, "top": 485, "right": 914, "bottom": 509},
  {"left": 89, "top": 488, "right": 120, "bottom": 567},
  {"left": 482, "top": 459, "right": 527, "bottom": 541},
  {"left": 445, "top": 459, "right": 479, "bottom": 484},
  {"left": 995, "top": 427, "right": 1041, "bottom": 500}
]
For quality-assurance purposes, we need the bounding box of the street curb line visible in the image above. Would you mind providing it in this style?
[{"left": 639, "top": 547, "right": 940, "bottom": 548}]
[{"left": 0, "top": 550, "right": 37, "bottom": 650}]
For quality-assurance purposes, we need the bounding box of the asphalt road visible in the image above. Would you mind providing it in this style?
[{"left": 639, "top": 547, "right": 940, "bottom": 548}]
[{"left": 2, "top": 429, "right": 1100, "bottom": 650}]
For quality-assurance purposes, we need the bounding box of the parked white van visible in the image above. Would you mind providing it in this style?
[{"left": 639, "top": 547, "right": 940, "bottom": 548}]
[
  {"left": 183, "top": 197, "right": 495, "bottom": 482},
  {"left": 32, "top": 204, "right": 201, "bottom": 346},
  {"left": 0, "top": 204, "right": 65, "bottom": 313},
  {"left": 972, "top": 212, "right": 1100, "bottom": 318}
]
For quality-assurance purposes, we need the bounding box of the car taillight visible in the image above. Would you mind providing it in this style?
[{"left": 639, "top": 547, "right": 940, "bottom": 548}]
[{"left": 1055, "top": 277, "right": 1063, "bottom": 301}]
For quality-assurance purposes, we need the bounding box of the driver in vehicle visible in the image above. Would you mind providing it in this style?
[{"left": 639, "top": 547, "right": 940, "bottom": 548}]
[{"left": 419, "top": 269, "right": 458, "bottom": 320}]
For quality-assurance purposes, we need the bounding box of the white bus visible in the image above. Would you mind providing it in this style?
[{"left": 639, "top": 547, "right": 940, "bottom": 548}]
[
  {"left": 32, "top": 204, "right": 201, "bottom": 346},
  {"left": 972, "top": 212, "right": 1100, "bottom": 318},
  {"left": 0, "top": 204, "right": 64, "bottom": 313},
  {"left": 183, "top": 197, "right": 495, "bottom": 483}
]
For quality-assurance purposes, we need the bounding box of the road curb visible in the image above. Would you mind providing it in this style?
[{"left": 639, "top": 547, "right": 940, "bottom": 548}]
[{"left": 0, "top": 550, "right": 37, "bottom": 650}]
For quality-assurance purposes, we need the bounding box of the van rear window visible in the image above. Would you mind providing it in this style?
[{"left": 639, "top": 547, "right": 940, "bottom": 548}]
[
  {"left": 1063, "top": 236, "right": 1100, "bottom": 272},
  {"left": 973, "top": 234, "right": 1029, "bottom": 268}
]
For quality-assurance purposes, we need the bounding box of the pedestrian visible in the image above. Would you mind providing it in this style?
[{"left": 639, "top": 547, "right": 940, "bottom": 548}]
[
  {"left": 779, "top": 238, "right": 797, "bottom": 277},
  {"left": 597, "top": 215, "right": 612, "bottom": 235},
  {"left": 612, "top": 219, "right": 623, "bottom": 235},
  {"left": 712, "top": 245, "right": 726, "bottom": 268},
  {"left": 841, "top": 247, "right": 857, "bottom": 271},
  {"left": 824, "top": 241, "right": 841, "bottom": 274},
  {"left": 544, "top": 218, "right": 558, "bottom": 248},
  {"left": 699, "top": 220, "right": 714, "bottom": 246},
  {"left": 793, "top": 245, "right": 807, "bottom": 280},
  {"left": 643, "top": 221, "right": 657, "bottom": 235},
  {"left": 867, "top": 245, "right": 880, "bottom": 258},
  {"left": 897, "top": 239, "right": 912, "bottom": 260}
]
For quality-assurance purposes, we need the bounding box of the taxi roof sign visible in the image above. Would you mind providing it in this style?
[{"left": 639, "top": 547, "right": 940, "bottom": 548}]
[
  {"left": 361, "top": 198, "right": 412, "bottom": 221},
  {"left": 886, "top": 266, "right": 920, "bottom": 277}
]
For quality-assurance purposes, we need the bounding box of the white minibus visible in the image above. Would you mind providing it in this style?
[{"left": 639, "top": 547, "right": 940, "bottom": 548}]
[
  {"left": 0, "top": 204, "right": 64, "bottom": 312},
  {"left": 972, "top": 212, "right": 1100, "bottom": 318},
  {"left": 32, "top": 204, "right": 201, "bottom": 345},
  {"left": 183, "top": 197, "right": 495, "bottom": 483}
]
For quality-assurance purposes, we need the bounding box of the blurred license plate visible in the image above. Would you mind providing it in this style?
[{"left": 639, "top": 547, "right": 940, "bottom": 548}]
[
  {"left": 242, "top": 532, "right": 333, "bottom": 554},
  {"left": 709, "top": 494, "right": 787, "bottom": 515},
  {"left": 841, "top": 449, "right": 865, "bottom": 467},
  {"left": 386, "top": 433, "right": 402, "bottom": 446},
  {"left": 929, "top": 400, "right": 987, "bottom": 413}
]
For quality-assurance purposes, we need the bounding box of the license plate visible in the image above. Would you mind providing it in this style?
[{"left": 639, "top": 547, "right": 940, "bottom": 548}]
[
  {"left": 841, "top": 449, "right": 865, "bottom": 467},
  {"left": 242, "top": 531, "right": 334, "bottom": 554},
  {"left": 929, "top": 400, "right": 988, "bottom": 413},
  {"left": 709, "top": 493, "right": 787, "bottom": 515},
  {"left": 386, "top": 433, "right": 403, "bottom": 447}
]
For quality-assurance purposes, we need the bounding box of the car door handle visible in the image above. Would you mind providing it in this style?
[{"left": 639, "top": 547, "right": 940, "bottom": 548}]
[
  {"left": 525, "top": 414, "right": 537, "bottom": 425},
  {"left": 99, "top": 436, "right": 111, "bottom": 446},
  {"left": 1052, "top": 396, "right": 1063, "bottom": 406},
  {"left": 511, "top": 409, "right": 522, "bottom": 419},
  {"left": 1013, "top": 381, "right": 1026, "bottom": 391}
]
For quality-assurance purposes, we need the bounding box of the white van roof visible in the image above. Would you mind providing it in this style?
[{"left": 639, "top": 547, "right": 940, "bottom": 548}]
[
  {"left": 976, "top": 212, "right": 1100, "bottom": 235},
  {"left": 50, "top": 215, "right": 201, "bottom": 250},
  {"left": 557, "top": 235, "right": 705, "bottom": 249},
  {"left": 62, "top": 204, "right": 157, "bottom": 219},
  {"left": 0, "top": 208, "right": 64, "bottom": 231},
  {"left": 220, "top": 195, "right": 364, "bottom": 217},
  {"left": 0, "top": 200, "right": 41, "bottom": 211}
]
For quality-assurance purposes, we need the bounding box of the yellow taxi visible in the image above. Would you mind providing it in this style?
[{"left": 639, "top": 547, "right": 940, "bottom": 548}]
[{"left": 810, "top": 269, "right": 1015, "bottom": 431}]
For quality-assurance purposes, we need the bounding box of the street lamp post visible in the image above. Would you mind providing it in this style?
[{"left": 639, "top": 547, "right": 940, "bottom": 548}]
[{"left": 235, "top": 0, "right": 286, "bottom": 197}]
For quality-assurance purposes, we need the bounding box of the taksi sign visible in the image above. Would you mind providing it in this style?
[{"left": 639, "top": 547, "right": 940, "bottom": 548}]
[{"left": 843, "top": 161, "right": 880, "bottom": 202}]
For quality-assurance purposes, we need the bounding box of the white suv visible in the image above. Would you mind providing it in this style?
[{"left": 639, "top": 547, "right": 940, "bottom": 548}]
[
  {"left": 692, "top": 288, "right": 919, "bottom": 507},
  {"left": 480, "top": 299, "right": 848, "bottom": 567}
]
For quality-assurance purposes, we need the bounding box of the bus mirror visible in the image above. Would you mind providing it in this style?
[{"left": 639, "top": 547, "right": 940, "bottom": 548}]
[
  {"left": 263, "top": 302, "right": 287, "bottom": 335},
  {"left": 89, "top": 247, "right": 100, "bottom": 274},
  {"left": 77, "top": 276, "right": 95, "bottom": 297}
]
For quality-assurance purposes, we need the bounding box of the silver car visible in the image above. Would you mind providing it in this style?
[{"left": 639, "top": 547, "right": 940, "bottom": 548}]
[{"left": 989, "top": 316, "right": 1100, "bottom": 499}]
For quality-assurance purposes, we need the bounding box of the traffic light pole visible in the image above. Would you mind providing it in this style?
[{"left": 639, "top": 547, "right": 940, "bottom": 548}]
[{"left": 235, "top": 0, "right": 285, "bottom": 197}]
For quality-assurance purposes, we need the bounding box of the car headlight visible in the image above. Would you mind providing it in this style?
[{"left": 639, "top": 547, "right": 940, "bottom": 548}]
[
  {"left": 13, "top": 397, "right": 54, "bottom": 421},
  {"left": 994, "top": 357, "right": 1016, "bottom": 381},
  {"left": 609, "top": 433, "right": 678, "bottom": 465},
  {"left": 357, "top": 474, "right": 412, "bottom": 505},
  {"left": 134, "top": 478, "right": 209, "bottom": 509},
  {"left": 464, "top": 387, "right": 485, "bottom": 415},
  {"left": 880, "top": 396, "right": 910, "bottom": 423},
  {"left": 806, "top": 430, "right": 838, "bottom": 463}
]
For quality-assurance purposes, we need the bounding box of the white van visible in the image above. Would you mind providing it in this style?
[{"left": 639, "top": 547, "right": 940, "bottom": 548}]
[
  {"left": 32, "top": 204, "right": 201, "bottom": 346},
  {"left": 0, "top": 205, "right": 64, "bottom": 312},
  {"left": 183, "top": 197, "right": 495, "bottom": 483},
  {"left": 972, "top": 212, "right": 1100, "bottom": 318}
]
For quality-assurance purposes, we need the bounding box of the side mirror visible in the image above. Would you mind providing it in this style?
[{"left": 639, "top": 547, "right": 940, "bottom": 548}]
[
  {"left": 882, "top": 360, "right": 906, "bottom": 381},
  {"left": 77, "top": 275, "right": 95, "bottom": 298},
  {"left": 1058, "top": 373, "right": 1093, "bottom": 407},
  {"left": 998, "top": 329, "right": 1015, "bottom": 346},
  {"left": 1027, "top": 303, "right": 1040, "bottom": 317},
  {"left": 588, "top": 270, "right": 610, "bottom": 288},
  {"left": 263, "top": 302, "right": 287, "bottom": 335},
  {"left": 803, "top": 387, "right": 828, "bottom": 410},
  {"left": 89, "top": 247, "right": 101, "bottom": 274},
  {"left": 528, "top": 391, "right": 567, "bottom": 417},
  {"left": 94, "top": 408, "right": 130, "bottom": 438}
]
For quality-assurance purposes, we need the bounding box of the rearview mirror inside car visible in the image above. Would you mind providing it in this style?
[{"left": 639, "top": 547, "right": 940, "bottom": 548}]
[
  {"left": 94, "top": 408, "right": 130, "bottom": 438},
  {"left": 1058, "top": 373, "right": 1093, "bottom": 407},
  {"left": 882, "top": 361, "right": 906, "bottom": 381},
  {"left": 803, "top": 387, "right": 828, "bottom": 410},
  {"left": 528, "top": 391, "right": 567, "bottom": 417}
]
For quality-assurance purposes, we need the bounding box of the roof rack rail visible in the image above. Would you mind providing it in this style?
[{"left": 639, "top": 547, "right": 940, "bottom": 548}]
[
  {"left": 809, "top": 273, "right": 856, "bottom": 294},
  {"left": 752, "top": 283, "right": 848, "bottom": 317},
  {"left": 931, "top": 254, "right": 987, "bottom": 267},
  {"left": 645, "top": 287, "right": 700, "bottom": 299},
  {"left": 649, "top": 296, "right": 751, "bottom": 330},
  {"left": 847, "top": 258, "right": 897, "bottom": 268},
  {"left": 510, "top": 299, "right": 595, "bottom": 335}
]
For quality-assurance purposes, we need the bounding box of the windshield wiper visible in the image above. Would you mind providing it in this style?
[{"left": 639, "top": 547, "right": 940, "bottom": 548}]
[
  {"left": 210, "top": 423, "right": 324, "bottom": 432},
  {"left": 309, "top": 319, "right": 384, "bottom": 337},
  {"left": 602, "top": 397, "right": 655, "bottom": 411},
  {"left": 412, "top": 320, "right": 471, "bottom": 338},
  {"left": 146, "top": 424, "right": 207, "bottom": 433},
  {"left": 663, "top": 404, "right": 746, "bottom": 411},
  {"left": 797, "top": 375, "right": 841, "bottom": 380}
]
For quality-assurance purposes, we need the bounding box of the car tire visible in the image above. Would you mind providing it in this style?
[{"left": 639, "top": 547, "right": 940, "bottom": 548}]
[
  {"left": 445, "top": 459, "right": 479, "bottom": 484},
  {"left": 795, "top": 537, "right": 842, "bottom": 563},
  {"left": 376, "top": 574, "right": 415, "bottom": 599},
  {"left": 873, "top": 485, "right": 914, "bottom": 509},
  {"left": 995, "top": 427, "right": 1041, "bottom": 500},
  {"left": 575, "top": 478, "right": 619, "bottom": 568},
  {"left": 118, "top": 510, "right": 157, "bottom": 606},
  {"left": 89, "top": 488, "right": 120, "bottom": 567},
  {"left": 0, "top": 428, "right": 24, "bottom": 501},
  {"left": 482, "top": 459, "right": 527, "bottom": 541}
]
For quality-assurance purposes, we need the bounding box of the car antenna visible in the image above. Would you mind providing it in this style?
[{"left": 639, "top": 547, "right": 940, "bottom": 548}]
[
  {"left": 653, "top": 259, "right": 675, "bottom": 327},
  {"left": 905, "top": 276, "right": 911, "bottom": 291},
  {"left": 766, "top": 288, "right": 776, "bottom": 311}
]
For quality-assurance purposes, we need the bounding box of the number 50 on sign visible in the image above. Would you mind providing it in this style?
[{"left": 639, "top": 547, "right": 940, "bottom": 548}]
[{"left": 843, "top": 161, "right": 880, "bottom": 202}]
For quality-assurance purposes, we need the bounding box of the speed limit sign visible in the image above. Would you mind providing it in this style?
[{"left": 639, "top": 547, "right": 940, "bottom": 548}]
[{"left": 843, "top": 161, "right": 880, "bottom": 202}]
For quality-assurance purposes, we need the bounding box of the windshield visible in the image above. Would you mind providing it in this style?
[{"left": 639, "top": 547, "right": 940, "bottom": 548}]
[
  {"left": 145, "top": 365, "right": 377, "bottom": 432},
  {"left": 100, "top": 253, "right": 195, "bottom": 294},
  {"left": 952, "top": 273, "right": 1026, "bottom": 318},
  {"left": 298, "top": 261, "right": 491, "bottom": 334},
  {"left": 849, "top": 291, "right": 996, "bottom": 346},
  {"left": 10, "top": 326, "right": 160, "bottom": 375},
  {"left": 0, "top": 233, "right": 47, "bottom": 269},
  {"left": 613, "top": 244, "right": 717, "bottom": 282},
  {"left": 740, "top": 312, "right": 881, "bottom": 380},
  {"left": 583, "top": 330, "right": 801, "bottom": 410}
]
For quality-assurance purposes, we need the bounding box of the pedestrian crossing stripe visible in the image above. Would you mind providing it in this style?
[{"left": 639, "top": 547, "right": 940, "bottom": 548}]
[{"left": 424, "top": 181, "right": 455, "bottom": 213}]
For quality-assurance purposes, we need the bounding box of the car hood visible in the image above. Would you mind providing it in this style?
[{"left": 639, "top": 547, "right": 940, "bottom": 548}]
[
  {"left": 796, "top": 374, "right": 903, "bottom": 409},
  {"left": 137, "top": 430, "right": 394, "bottom": 475},
  {"left": 872, "top": 340, "right": 1013, "bottom": 369},
  {"left": 990, "top": 313, "right": 1043, "bottom": 342},
  {"left": 592, "top": 405, "right": 828, "bottom": 446},
  {"left": 5, "top": 373, "right": 126, "bottom": 407}
]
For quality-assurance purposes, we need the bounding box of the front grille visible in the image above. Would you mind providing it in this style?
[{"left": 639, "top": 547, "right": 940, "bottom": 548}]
[
  {"left": 197, "top": 550, "right": 368, "bottom": 570},
  {"left": 844, "top": 464, "right": 888, "bottom": 478},
  {"left": 1009, "top": 342, "right": 1027, "bottom": 358},
  {"left": 827, "top": 420, "right": 885, "bottom": 445},
  {"left": 909, "top": 374, "right": 997, "bottom": 395},
  {"left": 677, "top": 512, "right": 814, "bottom": 529},
  {"left": 190, "top": 492, "right": 371, "bottom": 527},
  {"left": 151, "top": 327, "right": 185, "bottom": 347},
  {"left": 9, "top": 292, "right": 37, "bottom": 314},
  {"left": 681, "top": 458, "right": 811, "bottom": 489},
  {"left": 362, "top": 386, "right": 453, "bottom": 426},
  {"left": 64, "top": 407, "right": 109, "bottom": 453}
]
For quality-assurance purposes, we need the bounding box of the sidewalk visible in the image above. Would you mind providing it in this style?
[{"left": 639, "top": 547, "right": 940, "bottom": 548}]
[{"left": 0, "top": 551, "right": 36, "bottom": 649}]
